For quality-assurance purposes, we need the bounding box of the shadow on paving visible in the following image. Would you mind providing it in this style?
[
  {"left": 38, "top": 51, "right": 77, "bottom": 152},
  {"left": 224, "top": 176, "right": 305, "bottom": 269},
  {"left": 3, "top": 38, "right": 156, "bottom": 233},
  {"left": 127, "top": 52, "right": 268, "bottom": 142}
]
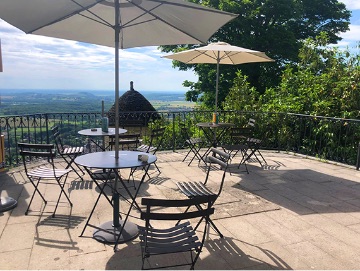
[
  {"left": 34, "top": 213, "right": 85, "bottom": 250},
  {"left": 230, "top": 158, "right": 360, "bottom": 215},
  {"left": 104, "top": 236, "right": 292, "bottom": 270}
]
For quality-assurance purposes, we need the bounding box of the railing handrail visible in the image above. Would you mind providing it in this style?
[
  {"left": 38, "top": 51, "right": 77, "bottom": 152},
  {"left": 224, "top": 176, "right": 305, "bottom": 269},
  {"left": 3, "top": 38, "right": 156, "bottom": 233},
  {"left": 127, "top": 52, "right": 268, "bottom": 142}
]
[{"left": 1, "top": 110, "right": 360, "bottom": 169}]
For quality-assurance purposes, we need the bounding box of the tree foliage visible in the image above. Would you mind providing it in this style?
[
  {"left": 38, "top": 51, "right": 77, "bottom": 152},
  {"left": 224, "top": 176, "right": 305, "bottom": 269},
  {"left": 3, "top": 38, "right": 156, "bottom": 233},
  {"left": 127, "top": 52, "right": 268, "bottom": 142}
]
[
  {"left": 225, "top": 33, "right": 360, "bottom": 118},
  {"left": 161, "top": 0, "right": 350, "bottom": 110}
]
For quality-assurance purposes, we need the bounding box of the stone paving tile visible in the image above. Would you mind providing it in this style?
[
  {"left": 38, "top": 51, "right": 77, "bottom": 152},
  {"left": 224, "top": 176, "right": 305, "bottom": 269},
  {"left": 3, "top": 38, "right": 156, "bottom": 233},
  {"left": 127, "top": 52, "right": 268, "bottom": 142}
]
[
  {"left": 284, "top": 240, "right": 353, "bottom": 270},
  {"left": 217, "top": 216, "right": 272, "bottom": 245},
  {"left": 242, "top": 212, "right": 304, "bottom": 246},
  {"left": 301, "top": 213, "right": 360, "bottom": 249},
  {"left": 0, "top": 248, "right": 32, "bottom": 269},
  {"left": 307, "top": 233, "right": 360, "bottom": 269},
  {"left": 0, "top": 221, "right": 36, "bottom": 253},
  {"left": 347, "top": 223, "right": 360, "bottom": 234},
  {"left": 251, "top": 241, "right": 312, "bottom": 270},
  {"left": 2, "top": 150, "right": 360, "bottom": 270},
  {"left": 253, "top": 188, "right": 315, "bottom": 215},
  {"left": 70, "top": 250, "right": 113, "bottom": 270}
]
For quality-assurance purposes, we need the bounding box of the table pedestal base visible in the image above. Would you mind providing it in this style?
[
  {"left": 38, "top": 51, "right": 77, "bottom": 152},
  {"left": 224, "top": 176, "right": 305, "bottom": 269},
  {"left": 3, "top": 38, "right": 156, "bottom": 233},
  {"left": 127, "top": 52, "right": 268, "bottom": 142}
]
[
  {"left": 93, "top": 220, "right": 139, "bottom": 244},
  {"left": 0, "top": 197, "right": 17, "bottom": 212}
]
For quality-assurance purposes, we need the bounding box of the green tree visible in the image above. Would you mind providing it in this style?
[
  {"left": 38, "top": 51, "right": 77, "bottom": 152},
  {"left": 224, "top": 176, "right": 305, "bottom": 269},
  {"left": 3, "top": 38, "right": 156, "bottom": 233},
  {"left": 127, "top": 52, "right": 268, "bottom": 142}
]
[
  {"left": 261, "top": 33, "right": 360, "bottom": 118},
  {"left": 161, "top": 0, "right": 350, "bottom": 110},
  {"left": 223, "top": 70, "right": 259, "bottom": 112}
]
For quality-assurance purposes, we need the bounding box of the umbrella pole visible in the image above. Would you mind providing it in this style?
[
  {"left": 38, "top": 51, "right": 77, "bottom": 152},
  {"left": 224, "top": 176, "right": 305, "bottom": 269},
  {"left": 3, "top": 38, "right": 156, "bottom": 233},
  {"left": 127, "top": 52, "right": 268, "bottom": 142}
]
[
  {"left": 215, "top": 53, "right": 220, "bottom": 114},
  {"left": 113, "top": 0, "right": 120, "bottom": 228}
]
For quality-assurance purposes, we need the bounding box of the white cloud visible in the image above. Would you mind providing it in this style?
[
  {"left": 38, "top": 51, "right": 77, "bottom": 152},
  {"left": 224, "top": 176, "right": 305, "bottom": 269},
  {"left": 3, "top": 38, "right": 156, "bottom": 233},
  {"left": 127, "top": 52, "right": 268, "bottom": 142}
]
[
  {"left": 340, "top": 0, "right": 360, "bottom": 10},
  {"left": 0, "top": 19, "right": 196, "bottom": 91},
  {"left": 340, "top": 24, "right": 360, "bottom": 41}
]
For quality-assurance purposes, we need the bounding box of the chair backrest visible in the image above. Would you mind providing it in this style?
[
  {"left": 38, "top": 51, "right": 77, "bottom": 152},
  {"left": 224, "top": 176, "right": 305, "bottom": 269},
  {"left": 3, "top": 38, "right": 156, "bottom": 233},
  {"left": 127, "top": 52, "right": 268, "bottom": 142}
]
[
  {"left": 179, "top": 123, "right": 191, "bottom": 141},
  {"left": 229, "top": 126, "right": 253, "bottom": 143},
  {"left": 18, "top": 143, "right": 57, "bottom": 175},
  {"left": 140, "top": 195, "right": 216, "bottom": 269},
  {"left": 108, "top": 133, "right": 141, "bottom": 150},
  {"left": 140, "top": 195, "right": 216, "bottom": 222},
  {"left": 147, "top": 127, "right": 165, "bottom": 153},
  {"left": 248, "top": 118, "right": 256, "bottom": 127},
  {"left": 204, "top": 148, "right": 230, "bottom": 195},
  {"left": 51, "top": 126, "right": 65, "bottom": 153}
]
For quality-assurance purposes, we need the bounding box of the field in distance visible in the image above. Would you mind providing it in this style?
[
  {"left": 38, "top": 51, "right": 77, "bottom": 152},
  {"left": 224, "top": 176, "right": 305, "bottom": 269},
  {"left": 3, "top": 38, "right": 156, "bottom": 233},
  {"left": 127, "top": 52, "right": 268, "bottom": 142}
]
[{"left": 0, "top": 89, "right": 195, "bottom": 115}]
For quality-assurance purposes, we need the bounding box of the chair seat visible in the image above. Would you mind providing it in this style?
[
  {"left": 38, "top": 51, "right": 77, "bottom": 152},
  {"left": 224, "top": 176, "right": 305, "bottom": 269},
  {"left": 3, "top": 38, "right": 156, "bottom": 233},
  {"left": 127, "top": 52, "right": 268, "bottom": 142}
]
[
  {"left": 137, "top": 144, "right": 157, "bottom": 153},
  {"left": 62, "top": 146, "right": 84, "bottom": 155},
  {"left": 186, "top": 137, "right": 203, "bottom": 145},
  {"left": 247, "top": 138, "right": 261, "bottom": 144},
  {"left": 138, "top": 221, "right": 201, "bottom": 255},
  {"left": 28, "top": 166, "right": 72, "bottom": 178},
  {"left": 177, "top": 181, "right": 215, "bottom": 197},
  {"left": 222, "top": 143, "right": 248, "bottom": 151}
]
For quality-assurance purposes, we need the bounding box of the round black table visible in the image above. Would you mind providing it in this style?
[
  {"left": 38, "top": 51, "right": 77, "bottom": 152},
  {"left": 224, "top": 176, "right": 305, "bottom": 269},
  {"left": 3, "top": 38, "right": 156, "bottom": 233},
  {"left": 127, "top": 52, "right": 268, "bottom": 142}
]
[
  {"left": 75, "top": 151, "right": 157, "bottom": 245},
  {"left": 78, "top": 128, "right": 127, "bottom": 152},
  {"left": 197, "top": 122, "right": 234, "bottom": 147}
]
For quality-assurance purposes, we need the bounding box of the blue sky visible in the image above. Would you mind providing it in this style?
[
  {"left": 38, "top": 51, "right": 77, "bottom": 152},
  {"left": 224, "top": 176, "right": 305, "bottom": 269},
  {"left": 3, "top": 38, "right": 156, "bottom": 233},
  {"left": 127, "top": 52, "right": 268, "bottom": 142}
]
[{"left": 0, "top": 0, "right": 359, "bottom": 92}]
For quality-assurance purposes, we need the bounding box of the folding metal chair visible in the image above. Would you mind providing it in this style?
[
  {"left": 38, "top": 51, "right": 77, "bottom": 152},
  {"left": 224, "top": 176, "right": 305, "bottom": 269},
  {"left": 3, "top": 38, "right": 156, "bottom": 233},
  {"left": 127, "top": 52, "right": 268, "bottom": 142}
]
[
  {"left": 221, "top": 126, "right": 252, "bottom": 174},
  {"left": 244, "top": 137, "right": 267, "bottom": 166},
  {"left": 176, "top": 148, "right": 230, "bottom": 238},
  {"left": 242, "top": 117, "right": 267, "bottom": 166},
  {"left": 180, "top": 123, "right": 206, "bottom": 166},
  {"left": 136, "top": 127, "right": 165, "bottom": 175},
  {"left": 138, "top": 195, "right": 216, "bottom": 270},
  {"left": 51, "top": 126, "right": 85, "bottom": 180},
  {"left": 18, "top": 143, "right": 73, "bottom": 217}
]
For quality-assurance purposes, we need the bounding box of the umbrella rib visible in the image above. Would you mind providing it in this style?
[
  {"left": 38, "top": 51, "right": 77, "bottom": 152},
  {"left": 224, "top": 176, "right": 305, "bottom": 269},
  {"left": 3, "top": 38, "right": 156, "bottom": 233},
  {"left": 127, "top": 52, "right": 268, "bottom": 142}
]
[
  {"left": 127, "top": 0, "right": 227, "bottom": 44},
  {"left": 220, "top": 51, "right": 236, "bottom": 64},
  {"left": 72, "top": 0, "right": 113, "bottom": 28},
  {"left": 181, "top": 50, "right": 217, "bottom": 63},
  {"left": 28, "top": 0, "right": 113, "bottom": 34}
]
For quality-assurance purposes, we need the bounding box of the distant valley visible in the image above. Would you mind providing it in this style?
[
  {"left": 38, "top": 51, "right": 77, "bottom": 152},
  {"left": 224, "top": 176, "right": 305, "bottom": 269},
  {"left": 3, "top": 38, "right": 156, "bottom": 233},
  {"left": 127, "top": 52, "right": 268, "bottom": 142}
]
[{"left": 0, "top": 89, "right": 195, "bottom": 115}]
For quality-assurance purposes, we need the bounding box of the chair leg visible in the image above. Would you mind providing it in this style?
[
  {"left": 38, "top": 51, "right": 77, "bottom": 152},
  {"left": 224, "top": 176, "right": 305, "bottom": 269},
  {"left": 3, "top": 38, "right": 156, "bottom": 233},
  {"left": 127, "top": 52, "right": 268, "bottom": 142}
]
[
  {"left": 26, "top": 177, "right": 47, "bottom": 215},
  {"left": 127, "top": 168, "right": 137, "bottom": 190},
  {"left": 53, "top": 174, "right": 72, "bottom": 217},
  {"left": 193, "top": 211, "right": 223, "bottom": 238},
  {"left": 62, "top": 154, "right": 85, "bottom": 180},
  {"left": 182, "top": 148, "right": 192, "bottom": 162},
  {"left": 154, "top": 162, "right": 161, "bottom": 174},
  {"left": 255, "top": 149, "right": 267, "bottom": 165},
  {"left": 188, "top": 145, "right": 206, "bottom": 166},
  {"left": 237, "top": 149, "right": 249, "bottom": 174}
]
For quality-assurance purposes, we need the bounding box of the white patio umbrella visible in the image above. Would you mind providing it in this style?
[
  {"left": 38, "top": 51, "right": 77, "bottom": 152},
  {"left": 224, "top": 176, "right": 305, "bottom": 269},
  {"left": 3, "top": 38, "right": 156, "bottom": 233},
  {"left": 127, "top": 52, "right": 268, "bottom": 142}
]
[
  {"left": 163, "top": 41, "right": 274, "bottom": 113},
  {"left": 0, "top": 0, "right": 237, "bottom": 159}
]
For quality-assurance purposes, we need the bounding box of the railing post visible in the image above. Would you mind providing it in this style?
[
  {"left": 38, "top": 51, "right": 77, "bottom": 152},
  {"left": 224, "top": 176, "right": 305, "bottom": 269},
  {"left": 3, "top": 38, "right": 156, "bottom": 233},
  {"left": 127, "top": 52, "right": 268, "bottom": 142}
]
[
  {"left": 356, "top": 142, "right": 360, "bottom": 170},
  {"left": 172, "top": 113, "right": 175, "bottom": 152},
  {"left": 45, "top": 114, "right": 50, "bottom": 144}
]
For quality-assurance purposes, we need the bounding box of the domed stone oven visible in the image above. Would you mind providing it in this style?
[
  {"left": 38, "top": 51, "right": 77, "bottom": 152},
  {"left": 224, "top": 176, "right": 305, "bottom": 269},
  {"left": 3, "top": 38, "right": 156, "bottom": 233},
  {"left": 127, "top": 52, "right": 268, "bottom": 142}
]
[{"left": 108, "top": 81, "right": 160, "bottom": 127}]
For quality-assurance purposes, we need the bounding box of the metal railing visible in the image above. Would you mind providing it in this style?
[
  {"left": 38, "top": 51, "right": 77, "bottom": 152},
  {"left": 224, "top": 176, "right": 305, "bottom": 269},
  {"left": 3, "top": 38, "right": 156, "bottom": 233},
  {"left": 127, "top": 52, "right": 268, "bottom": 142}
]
[{"left": 1, "top": 110, "right": 360, "bottom": 168}]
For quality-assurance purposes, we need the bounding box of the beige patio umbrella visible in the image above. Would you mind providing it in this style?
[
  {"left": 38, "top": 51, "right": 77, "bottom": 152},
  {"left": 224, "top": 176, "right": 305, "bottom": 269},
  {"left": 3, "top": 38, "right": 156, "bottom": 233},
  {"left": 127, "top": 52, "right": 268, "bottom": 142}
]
[{"left": 163, "top": 41, "right": 274, "bottom": 113}]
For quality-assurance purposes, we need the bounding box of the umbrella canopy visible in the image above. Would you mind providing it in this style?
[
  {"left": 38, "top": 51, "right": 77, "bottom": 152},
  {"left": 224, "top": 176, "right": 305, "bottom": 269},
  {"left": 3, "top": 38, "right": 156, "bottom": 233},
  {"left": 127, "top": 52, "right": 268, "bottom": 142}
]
[
  {"left": 163, "top": 41, "right": 274, "bottom": 112},
  {"left": 0, "top": 0, "right": 237, "bottom": 158}
]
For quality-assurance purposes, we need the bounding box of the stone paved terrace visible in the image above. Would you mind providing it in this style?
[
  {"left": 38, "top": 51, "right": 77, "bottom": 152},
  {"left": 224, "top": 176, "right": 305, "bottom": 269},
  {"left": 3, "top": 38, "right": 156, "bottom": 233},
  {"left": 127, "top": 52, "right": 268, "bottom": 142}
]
[{"left": 1, "top": 149, "right": 360, "bottom": 270}]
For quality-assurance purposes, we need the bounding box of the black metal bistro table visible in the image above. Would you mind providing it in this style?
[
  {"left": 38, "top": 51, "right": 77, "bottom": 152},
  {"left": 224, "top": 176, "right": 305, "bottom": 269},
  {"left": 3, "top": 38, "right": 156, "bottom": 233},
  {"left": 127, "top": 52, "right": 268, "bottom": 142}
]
[
  {"left": 78, "top": 128, "right": 127, "bottom": 152},
  {"left": 197, "top": 122, "right": 234, "bottom": 148},
  {"left": 75, "top": 151, "right": 156, "bottom": 248}
]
